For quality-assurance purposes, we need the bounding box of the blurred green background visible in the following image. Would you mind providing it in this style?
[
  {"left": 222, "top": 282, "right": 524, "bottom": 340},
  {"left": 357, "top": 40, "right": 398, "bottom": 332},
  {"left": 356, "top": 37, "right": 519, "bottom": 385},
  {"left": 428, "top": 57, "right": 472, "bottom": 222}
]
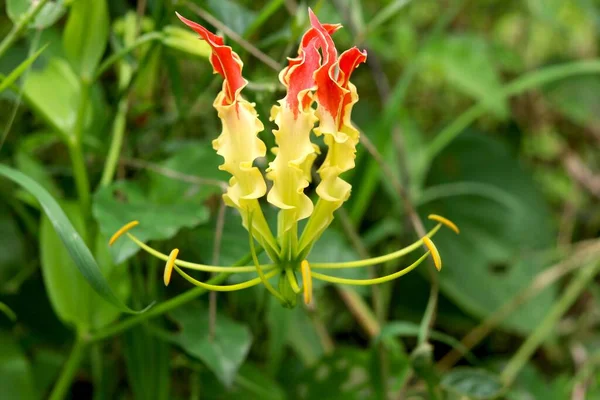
[{"left": 1, "top": 0, "right": 600, "bottom": 399}]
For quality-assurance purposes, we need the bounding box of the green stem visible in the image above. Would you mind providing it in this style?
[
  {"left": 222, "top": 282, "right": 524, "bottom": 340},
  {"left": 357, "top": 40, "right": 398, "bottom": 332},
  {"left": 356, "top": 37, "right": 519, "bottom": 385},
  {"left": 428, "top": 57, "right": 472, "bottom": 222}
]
[
  {"left": 93, "top": 32, "right": 163, "bottom": 82},
  {"left": 427, "top": 60, "right": 600, "bottom": 161},
  {"left": 49, "top": 336, "right": 87, "bottom": 400},
  {"left": 69, "top": 81, "right": 91, "bottom": 214},
  {"left": 89, "top": 251, "right": 256, "bottom": 341},
  {"left": 68, "top": 142, "right": 91, "bottom": 214},
  {"left": 90, "top": 273, "right": 228, "bottom": 342},
  {"left": 100, "top": 96, "right": 129, "bottom": 187},
  {"left": 0, "top": 0, "right": 50, "bottom": 60},
  {"left": 500, "top": 261, "right": 600, "bottom": 386}
]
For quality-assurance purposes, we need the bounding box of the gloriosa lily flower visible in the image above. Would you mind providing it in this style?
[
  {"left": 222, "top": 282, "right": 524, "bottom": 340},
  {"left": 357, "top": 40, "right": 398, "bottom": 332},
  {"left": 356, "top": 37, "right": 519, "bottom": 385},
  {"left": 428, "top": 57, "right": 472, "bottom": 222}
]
[{"left": 109, "top": 9, "right": 460, "bottom": 308}]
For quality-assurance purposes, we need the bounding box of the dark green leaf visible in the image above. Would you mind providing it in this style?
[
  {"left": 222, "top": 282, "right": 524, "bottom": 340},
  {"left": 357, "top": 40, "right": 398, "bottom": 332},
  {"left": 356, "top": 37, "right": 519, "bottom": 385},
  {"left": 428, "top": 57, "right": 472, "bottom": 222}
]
[
  {"left": 123, "top": 326, "right": 170, "bottom": 400},
  {"left": 0, "top": 330, "right": 37, "bottom": 400},
  {"left": 0, "top": 165, "right": 147, "bottom": 314},
  {"left": 291, "top": 348, "right": 374, "bottom": 400},
  {"left": 441, "top": 367, "right": 504, "bottom": 399},
  {"left": 93, "top": 180, "right": 210, "bottom": 264},
  {"left": 423, "top": 35, "right": 508, "bottom": 117},
  {"left": 420, "top": 133, "right": 556, "bottom": 333},
  {"left": 63, "top": 0, "right": 109, "bottom": 79},
  {"left": 169, "top": 304, "right": 253, "bottom": 387},
  {"left": 543, "top": 75, "right": 600, "bottom": 126}
]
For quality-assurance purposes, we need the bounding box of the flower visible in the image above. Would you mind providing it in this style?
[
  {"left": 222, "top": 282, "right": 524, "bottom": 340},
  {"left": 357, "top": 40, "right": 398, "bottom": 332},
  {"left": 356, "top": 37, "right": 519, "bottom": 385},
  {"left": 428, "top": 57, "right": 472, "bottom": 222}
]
[{"left": 109, "top": 9, "right": 460, "bottom": 308}]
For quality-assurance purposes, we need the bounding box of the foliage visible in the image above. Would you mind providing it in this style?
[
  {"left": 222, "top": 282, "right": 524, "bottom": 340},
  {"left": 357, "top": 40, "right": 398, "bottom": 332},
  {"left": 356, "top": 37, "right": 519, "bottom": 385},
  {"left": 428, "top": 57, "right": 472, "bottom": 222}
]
[{"left": 0, "top": 0, "right": 599, "bottom": 399}]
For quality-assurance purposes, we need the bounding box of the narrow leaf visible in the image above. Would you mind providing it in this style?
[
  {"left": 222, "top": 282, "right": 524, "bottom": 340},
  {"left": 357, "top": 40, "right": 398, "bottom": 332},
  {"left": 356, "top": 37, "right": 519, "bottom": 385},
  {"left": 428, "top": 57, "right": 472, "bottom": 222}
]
[
  {"left": 0, "top": 44, "right": 48, "bottom": 94},
  {"left": 0, "top": 165, "right": 149, "bottom": 314}
]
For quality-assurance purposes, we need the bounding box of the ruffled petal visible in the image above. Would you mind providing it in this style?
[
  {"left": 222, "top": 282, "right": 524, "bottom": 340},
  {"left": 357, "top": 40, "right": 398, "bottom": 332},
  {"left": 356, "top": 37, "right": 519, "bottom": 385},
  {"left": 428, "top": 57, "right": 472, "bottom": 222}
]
[{"left": 178, "top": 14, "right": 272, "bottom": 243}]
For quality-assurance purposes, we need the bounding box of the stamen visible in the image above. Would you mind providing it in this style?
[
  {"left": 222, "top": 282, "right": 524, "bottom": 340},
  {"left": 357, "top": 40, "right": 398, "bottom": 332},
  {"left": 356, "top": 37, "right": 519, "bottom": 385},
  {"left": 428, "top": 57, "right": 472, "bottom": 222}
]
[
  {"left": 310, "top": 224, "right": 442, "bottom": 269},
  {"left": 109, "top": 220, "right": 139, "bottom": 245},
  {"left": 428, "top": 214, "right": 460, "bottom": 234},
  {"left": 248, "top": 211, "right": 286, "bottom": 302},
  {"left": 423, "top": 237, "right": 442, "bottom": 271},
  {"left": 125, "top": 232, "right": 275, "bottom": 273},
  {"left": 164, "top": 249, "right": 179, "bottom": 286},
  {"left": 174, "top": 266, "right": 279, "bottom": 291},
  {"left": 310, "top": 252, "right": 430, "bottom": 285},
  {"left": 301, "top": 260, "right": 312, "bottom": 305},
  {"left": 286, "top": 269, "right": 301, "bottom": 294}
]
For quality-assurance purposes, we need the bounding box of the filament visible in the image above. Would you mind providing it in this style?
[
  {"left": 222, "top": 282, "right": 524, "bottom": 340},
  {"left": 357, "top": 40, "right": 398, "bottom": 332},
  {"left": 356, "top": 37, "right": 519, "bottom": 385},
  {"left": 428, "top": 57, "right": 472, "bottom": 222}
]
[
  {"left": 310, "top": 252, "right": 430, "bottom": 286},
  {"left": 173, "top": 266, "right": 279, "bottom": 291}
]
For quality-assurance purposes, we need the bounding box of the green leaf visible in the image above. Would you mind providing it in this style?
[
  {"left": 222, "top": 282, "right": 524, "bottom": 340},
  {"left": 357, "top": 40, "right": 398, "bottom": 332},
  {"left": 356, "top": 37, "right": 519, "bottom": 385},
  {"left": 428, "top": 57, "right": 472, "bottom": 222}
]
[
  {"left": 0, "top": 45, "right": 47, "bottom": 94},
  {"left": 423, "top": 35, "right": 508, "bottom": 117},
  {"left": 7, "top": 0, "right": 66, "bottom": 28},
  {"left": 197, "top": 363, "right": 286, "bottom": 400},
  {"left": 93, "top": 180, "right": 211, "bottom": 264},
  {"left": 63, "top": 0, "right": 109, "bottom": 79},
  {"left": 543, "top": 75, "right": 600, "bottom": 126},
  {"left": 207, "top": 0, "right": 256, "bottom": 35},
  {"left": 169, "top": 304, "right": 253, "bottom": 387},
  {"left": 441, "top": 367, "right": 504, "bottom": 399},
  {"left": 21, "top": 57, "right": 80, "bottom": 139},
  {"left": 291, "top": 348, "right": 375, "bottom": 400},
  {"left": 0, "top": 165, "right": 147, "bottom": 315},
  {"left": 123, "top": 326, "right": 170, "bottom": 400},
  {"left": 420, "top": 133, "right": 556, "bottom": 333},
  {"left": 41, "top": 202, "right": 131, "bottom": 330},
  {"left": 162, "top": 26, "right": 212, "bottom": 58},
  {"left": 0, "top": 205, "right": 25, "bottom": 292},
  {"left": 0, "top": 330, "right": 38, "bottom": 400}
]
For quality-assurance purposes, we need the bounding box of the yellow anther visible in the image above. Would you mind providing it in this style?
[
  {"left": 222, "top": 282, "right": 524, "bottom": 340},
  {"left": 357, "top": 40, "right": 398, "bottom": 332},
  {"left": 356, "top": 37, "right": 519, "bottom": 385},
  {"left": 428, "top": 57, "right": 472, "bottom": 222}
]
[
  {"left": 428, "top": 214, "right": 460, "bottom": 234},
  {"left": 301, "top": 260, "right": 313, "bottom": 305},
  {"left": 164, "top": 249, "right": 179, "bottom": 286},
  {"left": 422, "top": 237, "right": 442, "bottom": 271},
  {"left": 109, "top": 220, "right": 140, "bottom": 246}
]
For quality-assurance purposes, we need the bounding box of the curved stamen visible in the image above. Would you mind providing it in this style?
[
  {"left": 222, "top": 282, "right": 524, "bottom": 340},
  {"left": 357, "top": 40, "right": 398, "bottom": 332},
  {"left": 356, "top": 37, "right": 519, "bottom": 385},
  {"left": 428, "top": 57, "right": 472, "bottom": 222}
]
[
  {"left": 423, "top": 237, "right": 442, "bottom": 271},
  {"left": 248, "top": 211, "right": 286, "bottom": 302},
  {"left": 428, "top": 214, "right": 460, "bottom": 234},
  {"left": 124, "top": 232, "right": 275, "bottom": 273},
  {"left": 109, "top": 220, "right": 139, "bottom": 245},
  {"left": 310, "top": 224, "right": 442, "bottom": 269},
  {"left": 173, "top": 265, "right": 279, "bottom": 291},
  {"left": 301, "top": 260, "right": 312, "bottom": 305},
  {"left": 286, "top": 269, "right": 301, "bottom": 294},
  {"left": 310, "top": 252, "right": 430, "bottom": 285},
  {"left": 163, "top": 249, "right": 179, "bottom": 286}
]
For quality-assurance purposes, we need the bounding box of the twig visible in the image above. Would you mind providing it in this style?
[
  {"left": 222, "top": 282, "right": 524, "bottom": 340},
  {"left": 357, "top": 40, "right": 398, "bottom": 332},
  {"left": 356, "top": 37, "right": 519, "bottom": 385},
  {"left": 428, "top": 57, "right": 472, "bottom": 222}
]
[
  {"left": 121, "top": 157, "right": 227, "bottom": 190},
  {"left": 185, "top": 1, "right": 281, "bottom": 71},
  {"left": 563, "top": 151, "right": 600, "bottom": 199},
  {"left": 208, "top": 200, "right": 226, "bottom": 340},
  {"left": 501, "top": 260, "right": 600, "bottom": 386}
]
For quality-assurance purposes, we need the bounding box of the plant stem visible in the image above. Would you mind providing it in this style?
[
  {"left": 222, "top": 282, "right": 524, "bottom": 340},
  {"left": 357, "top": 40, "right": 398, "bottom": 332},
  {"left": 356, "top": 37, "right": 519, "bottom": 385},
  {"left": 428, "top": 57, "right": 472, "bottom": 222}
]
[
  {"left": 100, "top": 96, "right": 128, "bottom": 187},
  {"left": 0, "top": 0, "right": 50, "bottom": 60},
  {"left": 49, "top": 336, "right": 87, "bottom": 400},
  {"left": 68, "top": 142, "right": 91, "bottom": 213},
  {"left": 90, "top": 273, "right": 230, "bottom": 341},
  {"left": 501, "top": 261, "right": 600, "bottom": 386},
  {"left": 69, "top": 81, "right": 91, "bottom": 214}
]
